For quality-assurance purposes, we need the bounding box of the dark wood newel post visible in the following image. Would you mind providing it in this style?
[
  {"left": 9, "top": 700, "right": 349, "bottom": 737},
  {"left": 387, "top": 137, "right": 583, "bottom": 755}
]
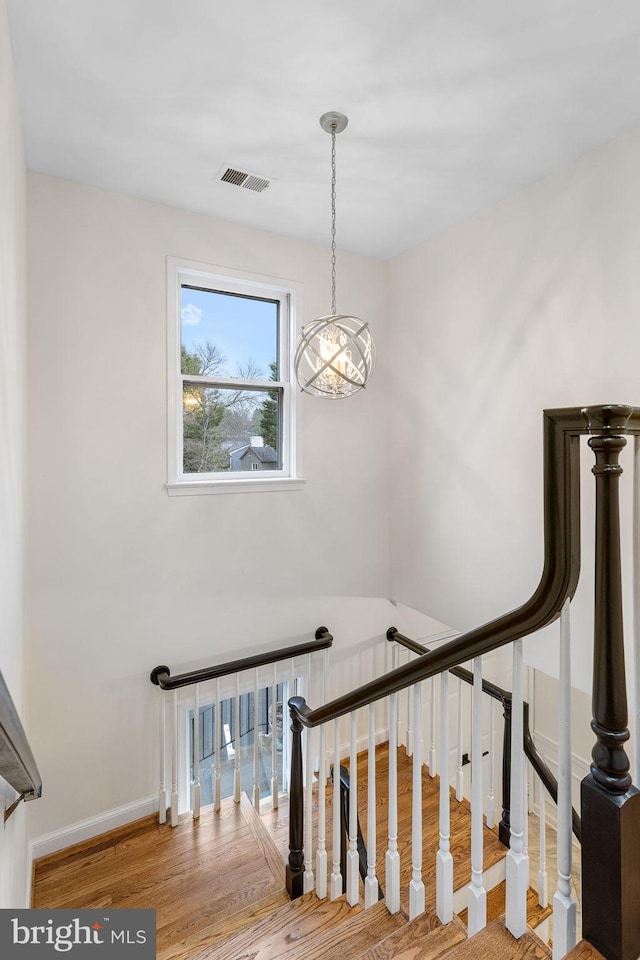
[
  {"left": 581, "top": 406, "right": 640, "bottom": 960},
  {"left": 286, "top": 698, "right": 305, "bottom": 899},
  {"left": 588, "top": 431, "right": 631, "bottom": 794},
  {"left": 499, "top": 696, "right": 512, "bottom": 847}
]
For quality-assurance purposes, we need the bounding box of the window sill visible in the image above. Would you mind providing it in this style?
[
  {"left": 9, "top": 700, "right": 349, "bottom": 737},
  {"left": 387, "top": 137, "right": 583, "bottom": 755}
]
[{"left": 166, "top": 477, "right": 307, "bottom": 496}]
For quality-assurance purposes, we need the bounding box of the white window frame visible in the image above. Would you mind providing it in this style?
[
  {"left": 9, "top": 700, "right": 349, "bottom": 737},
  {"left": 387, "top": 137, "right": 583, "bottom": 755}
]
[{"left": 166, "top": 257, "right": 305, "bottom": 495}]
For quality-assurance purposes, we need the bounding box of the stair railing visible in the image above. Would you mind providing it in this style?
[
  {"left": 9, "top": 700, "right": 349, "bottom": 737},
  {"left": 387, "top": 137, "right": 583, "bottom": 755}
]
[
  {"left": 0, "top": 669, "right": 42, "bottom": 822},
  {"left": 150, "top": 627, "right": 332, "bottom": 825},
  {"left": 387, "top": 630, "right": 582, "bottom": 843},
  {"left": 287, "top": 404, "right": 640, "bottom": 960},
  {"left": 387, "top": 626, "right": 581, "bottom": 933}
]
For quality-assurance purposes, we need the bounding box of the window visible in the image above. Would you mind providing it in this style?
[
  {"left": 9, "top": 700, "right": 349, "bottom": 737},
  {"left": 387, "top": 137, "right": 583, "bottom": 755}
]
[
  {"left": 167, "top": 259, "right": 304, "bottom": 494},
  {"left": 186, "top": 682, "right": 289, "bottom": 811}
]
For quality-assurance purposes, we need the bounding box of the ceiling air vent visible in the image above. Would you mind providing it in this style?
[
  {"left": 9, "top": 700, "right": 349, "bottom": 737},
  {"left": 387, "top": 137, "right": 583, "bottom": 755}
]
[{"left": 216, "top": 165, "right": 273, "bottom": 193}]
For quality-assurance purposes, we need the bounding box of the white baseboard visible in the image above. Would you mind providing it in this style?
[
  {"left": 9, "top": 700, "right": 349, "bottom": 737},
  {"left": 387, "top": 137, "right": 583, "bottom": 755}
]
[{"left": 31, "top": 795, "right": 158, "bottom": 861}]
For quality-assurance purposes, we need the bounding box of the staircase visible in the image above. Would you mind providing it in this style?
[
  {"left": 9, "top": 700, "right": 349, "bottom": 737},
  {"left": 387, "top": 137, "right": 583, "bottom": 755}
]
[
  {"left": 34, "top": 745, "right": 570, "bottom": 960},
  {"left": 181, "top": 784, "right": 610, "bottom": 960},
  {"left": 165, "top": 787, "right": 565, "bottom": 960}
]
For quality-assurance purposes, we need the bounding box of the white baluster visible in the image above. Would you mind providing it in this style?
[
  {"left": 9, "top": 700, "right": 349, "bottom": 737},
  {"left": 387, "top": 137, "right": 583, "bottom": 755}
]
[
  {"left": 193, "top": 684, "right": 201, "bottom": 820},
  {"left": 316, "top": 720, "right": 327, "bottom": 898},
  {"left": 553, "top": 600, "right": 577, "bottom": 959},
  {"left": 253, "top": 668, "right": 261, "bottom": 810},
  {"left": 234, "top": 674, "right": 241, "bottom": 803},
  {"left": 429, "top": 677, "right": 437, "bottom": 777},
  {"left": 486, "top": 698, "right": 495, "bottom": 829},
  {"left": 506, "top": 640, "right": 529, "bottom": 938},
  {"left": 316, "top": 651, "right": 328, "bottom": 898},
  {"left": 289, "top": 659, "right": 296, "bottom": 796},
  {"left": 214, "top": 678, "right": 221, "bottom": 811},
  {"left": 386, "top": 692, "right": 401, "bottom": 914},
  {"left": 634, "top": 435, "right": 640, "bottom": 782},
  {"left": 158, "top": 694, "right": 167, "bottom": 823},
  {"left": 304, "top": 726, "right": 314, "bottom": 893},
  {"left": 406, "top": 652, "right": 413, "bottom": 757},
  {"left": 409, "top": 682, "right": 425, "bottom": 920},
  {"left": 523, "top": 758, "right": 529, "bottom": 857},
  {"left": 322, "top": 648, "right": 329, "bottom": 779},
  {"left": 437, "top": 670, "right": 453, "bottom": 923},
  {"left": 392, "top": 645, "right": 401, "bottom": 750},
  {"left": 330, "top": 717, "right": 342, "bottom": 900},
  {"left": 456, "top": 677, "right": 464, "bottom": 801},
  {"left": 346, "top": 711, "right": 359, "bottom": 905},
  {"left": 171, "top": 690, "right": 178, "bottom": 827},
  {"left": 467, "top": 657, "right": 486, "bottom": 936},
  {"left": 365, "top": 703, "right": 378, "bottom": 907},
  {"left": 271, "top": 664, "right": 278, "bottom": 809},
  {"left": 538, "top": 780, "right": 548, "bottom": 909}
]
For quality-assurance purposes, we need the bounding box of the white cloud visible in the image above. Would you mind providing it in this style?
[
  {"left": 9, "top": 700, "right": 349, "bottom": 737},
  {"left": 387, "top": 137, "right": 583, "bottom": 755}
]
[{"left": 181, "top": 303, "right": 203, "bottom": 326}]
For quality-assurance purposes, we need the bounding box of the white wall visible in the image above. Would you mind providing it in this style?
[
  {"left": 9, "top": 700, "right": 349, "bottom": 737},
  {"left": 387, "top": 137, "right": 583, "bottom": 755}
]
[
  {"left": 0, "top": 0, "right": 31, "bottom": 906},
  {"left": 26, "top": 174, "right": 391, "bottom": 840},
  {"left": 24, "top": 86, "right": 640, "bottom": 855},
  {"left": 389, "top": 124, "right": 640, "bottom": 708}
]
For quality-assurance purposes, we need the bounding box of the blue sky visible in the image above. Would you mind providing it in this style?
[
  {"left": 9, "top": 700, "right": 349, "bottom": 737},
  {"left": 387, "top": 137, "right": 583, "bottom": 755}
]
[{"left": 181, "top": 286, "right": 278, "bottom": 379}]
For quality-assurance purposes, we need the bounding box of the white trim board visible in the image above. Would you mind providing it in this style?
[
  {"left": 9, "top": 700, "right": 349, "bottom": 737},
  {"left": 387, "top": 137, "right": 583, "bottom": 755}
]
[
  {"left": 31, "top": 795, "right": 158, "bottom": 861},
  {"left": 528, "top": 729, "right": 589, "bottom": 828}
]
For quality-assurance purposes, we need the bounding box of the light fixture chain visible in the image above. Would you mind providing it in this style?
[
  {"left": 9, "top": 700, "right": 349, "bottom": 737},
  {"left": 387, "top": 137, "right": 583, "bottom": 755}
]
[
  {"left": 293, "top": 110, "right": 375, "bottom": 398},
  {"left": 331, "top": 123, "right": 337, "bottom": 315}
]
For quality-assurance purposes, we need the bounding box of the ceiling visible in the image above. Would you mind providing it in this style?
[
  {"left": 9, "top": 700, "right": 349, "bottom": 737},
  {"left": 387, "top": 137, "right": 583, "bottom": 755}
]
[{"left": 7, "top": 1, "right": 640, "bottom": 260}]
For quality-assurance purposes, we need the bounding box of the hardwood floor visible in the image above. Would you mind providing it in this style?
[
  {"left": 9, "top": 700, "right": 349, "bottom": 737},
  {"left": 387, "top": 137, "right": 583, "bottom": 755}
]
[
  {"left": 33, "top": 795, "right": 289, "bottom": 956},
  {"left": 32, "top": 744, "right": 511, "bottom": 959}
]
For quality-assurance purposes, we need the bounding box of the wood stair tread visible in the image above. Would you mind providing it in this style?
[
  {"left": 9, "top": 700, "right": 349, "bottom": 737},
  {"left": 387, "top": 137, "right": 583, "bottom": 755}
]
[
  {"left": 186, "top": 892, "right": 364, "bottom": 960},
  {"left": 156, "top": 889, "right": 289, "bottom": 960},
  {"left": 457, "top": 882, "right": 552, "bottom": 930},
  {"left": 285, "top": 900, "right": 406, "bottom": 960},
  {"left": 444, "top": 917, "right": 551, "bottom": 960},
  {"left": 353, "top": 908, "right": 467, "bottom": 960},
  {"left": 563, "top": 943, "right": 608, "bottom": 960}
]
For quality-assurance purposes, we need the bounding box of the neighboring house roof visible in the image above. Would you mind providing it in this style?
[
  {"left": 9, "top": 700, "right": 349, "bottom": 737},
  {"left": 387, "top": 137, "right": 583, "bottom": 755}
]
[
  {"left": 229, "top": 443, "right": 278, "bottom": 470},
  {"left": 225, "top": 439, "right": 252, "bottom": 455},
  {"left": 241, "top": 445, "right": 277, "bottom": 463}
]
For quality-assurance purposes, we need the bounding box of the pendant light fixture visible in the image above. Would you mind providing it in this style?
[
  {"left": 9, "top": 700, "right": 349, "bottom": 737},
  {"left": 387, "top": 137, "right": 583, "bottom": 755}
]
[{"left": 294, "top": 112, "right": 375, "bottom": 398}]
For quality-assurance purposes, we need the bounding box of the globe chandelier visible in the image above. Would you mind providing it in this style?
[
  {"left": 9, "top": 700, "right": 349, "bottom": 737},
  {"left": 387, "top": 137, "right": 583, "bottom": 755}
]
[{"left": 294, "top": 112, "right": 376, "bottom": 398}]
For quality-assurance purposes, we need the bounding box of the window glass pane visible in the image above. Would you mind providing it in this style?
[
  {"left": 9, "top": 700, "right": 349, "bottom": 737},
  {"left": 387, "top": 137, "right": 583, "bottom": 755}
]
[
  {"left": 181, "top": 286, "right": 279, "bottom": 380},
  {"left": 183, "top": 384, "right": 282, "bottom": 474},
  {"left": 188, "top": 683, "right": 286, "bottom": 809}
]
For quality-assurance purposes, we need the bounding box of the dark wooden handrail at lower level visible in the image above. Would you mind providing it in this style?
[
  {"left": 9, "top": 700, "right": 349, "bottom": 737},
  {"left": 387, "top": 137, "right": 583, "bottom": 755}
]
[{"left": 150, "top": 626, "right": 333, "bottom": 691}]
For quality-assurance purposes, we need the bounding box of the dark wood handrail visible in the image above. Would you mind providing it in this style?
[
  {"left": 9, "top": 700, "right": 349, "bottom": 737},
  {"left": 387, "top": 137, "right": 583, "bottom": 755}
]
[
  {"left": 387, "top": 628, "right": 511, "bottom": 703},
  {"left": 289, "top": 406, "right": 587, "bottom": 727},
  {"left": 150, "top": 626, "right": 333, "bottom": 691},
  {"left": 289, "top": 405, "right": 640, "bottom": 730},
  {"left": 0, "top": 670, "right": 42, "bottom": 818}
]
